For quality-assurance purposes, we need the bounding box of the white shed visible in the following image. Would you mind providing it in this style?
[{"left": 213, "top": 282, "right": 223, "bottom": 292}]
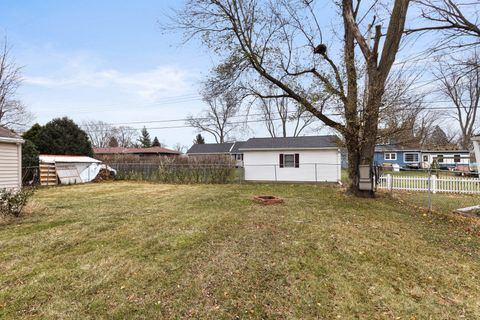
[
  {"left": 0, "top": 127, "right": 24, "bottom": 190},
  {"left": 241, "top": 135, "right": 341, "bottom": 183},
  {"left": 473, "top": 135, "right": 480, "bottom": 173},
  {"left": 39, "top": 155, "right": 113, "bottom": 185}
]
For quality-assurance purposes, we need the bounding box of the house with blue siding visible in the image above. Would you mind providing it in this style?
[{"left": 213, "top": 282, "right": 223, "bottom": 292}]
[{"left": 374, "top": 145, "right": 471, "bottom": 169}]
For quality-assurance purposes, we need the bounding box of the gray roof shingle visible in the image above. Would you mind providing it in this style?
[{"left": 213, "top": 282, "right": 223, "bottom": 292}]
[
  {"left": 187, "top": 142, "right": 234, "bottom": 154},
  {"left": 240, "top": 135, "right": 339, "bottom": 150},
  {"left": 0, "top": 126, "right": 21, "bottom": 139},
  {"left": 230, "top": 141, "right": 245, "bottom": 153}
]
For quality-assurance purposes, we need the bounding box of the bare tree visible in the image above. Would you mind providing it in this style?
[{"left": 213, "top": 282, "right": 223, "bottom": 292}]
[
  {"left": 434, "top": 53, "right": 480, "bottom": 149},
  {"left": 82, "top": 120, "right": 138, "bottom": 148},
  {"left": 252, "top": 83, "right": 317, "bottom": 137},
  {"left": 0, "top": 40, "right": 32, "bottom": 130},
  {"left": 377, "top": 70, "right": 438, "bottom": 147},
  {"left": 174, "top": 0, "right": 411, "bottom": 196},
  {"left": 408, "top": 0, "right": 480, "bottom": 50},
  {"left": 187, "top": 90, "right": 241, "bottom": 143},
  {"left": 113, "top": 126, "right": 138, "bottom": 148},
  {"left": 82, "top": 120, "right": 115, "bottom": 148},
  {"left": 172, "top": 142, "right": 188, "bottom": 153}
]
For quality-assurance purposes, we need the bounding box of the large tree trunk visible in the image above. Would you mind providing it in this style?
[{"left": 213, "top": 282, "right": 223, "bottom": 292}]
[{"left": 345, "top": 134, "right": 377, "bottom": 198}]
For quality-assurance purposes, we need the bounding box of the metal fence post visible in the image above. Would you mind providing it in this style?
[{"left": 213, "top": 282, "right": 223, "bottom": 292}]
[
  {"left": 315, "top": 163, "right": 318, "bottom": 183},
  {"left": 274, "top": 165, "right": 277, "bottom": 181}
]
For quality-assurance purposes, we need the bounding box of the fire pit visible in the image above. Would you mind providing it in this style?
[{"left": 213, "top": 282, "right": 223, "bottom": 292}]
[{"left": 254, "top": 195, "right": 284, "bottom": 205}]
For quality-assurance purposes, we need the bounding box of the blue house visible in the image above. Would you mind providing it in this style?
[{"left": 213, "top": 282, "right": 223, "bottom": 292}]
[{"left": 374, "top": 145, "right": 471, "bottom": 169}]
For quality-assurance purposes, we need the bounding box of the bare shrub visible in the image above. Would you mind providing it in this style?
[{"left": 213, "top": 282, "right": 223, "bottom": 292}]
[
  {"left": 0, "top": 188, "right": 34, "bottom": 217},
  {"left": 109, "top": 155, "right": 236, "bottom": 184}
]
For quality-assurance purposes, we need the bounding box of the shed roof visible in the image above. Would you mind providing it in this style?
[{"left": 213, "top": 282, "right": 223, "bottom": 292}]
[
  {"left": 94, "top": 147, "right": 180, "bottom": 155},
  {"left": 0, "top": 126, "right": 23, "bottom": 143},
  {"left": 39, "top": 155, "right": 101, "bottom": 164},
  {"left": 240, "top": 135, "right": 339, "bottom": 151},
  {"left": 375, "top": 144, "right": 470, "bottom": 153},
  {"left": 187, "top": 142, "right": 234, "bottom": 154},
  {"left": 230, "top": 141, "right": 245, "bottom": 153}
]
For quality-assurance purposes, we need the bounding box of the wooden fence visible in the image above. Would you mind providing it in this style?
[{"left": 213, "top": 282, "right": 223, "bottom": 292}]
[{"left": 377, "top": 174, "right": 480, "bottom": 194}]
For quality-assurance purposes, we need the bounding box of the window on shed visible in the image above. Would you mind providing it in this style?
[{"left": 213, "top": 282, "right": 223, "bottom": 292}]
[
  {"left": 437, "top": 155, "right": 444, "bottom": 163},
  {"left": 284, "top": 154, "right": 295, "bottom": 167},
  {"left": 454, "top": 154, "right": 461, "bottom": 163},
  {"left": 279, "top": 154, "right": 299, "bottom": 168},
  {"left": 404, "top": 153, "right": 419, "bottom": 163}
]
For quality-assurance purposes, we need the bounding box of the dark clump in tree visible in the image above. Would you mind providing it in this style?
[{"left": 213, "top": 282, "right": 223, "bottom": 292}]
[
  {"left": 138, "top": 126, "right": 152, "bottom": 148},
  {"left": 108, "top": 136, "right": 119, "bottom": 147},
  {"left": 152, "top": 136, "right": 161, "bottom": 147},
  {"left": 193, "top": 134, "right": 205, "bottom": 144},
  {"left": 22, "top": 123, "right": 42, "bottom": 146},
  {"left": 34, "top": 117, "right": 93, "bottom": 157},
  {"left": 21, "top": 139, "right": 39, "bottom": 168}
]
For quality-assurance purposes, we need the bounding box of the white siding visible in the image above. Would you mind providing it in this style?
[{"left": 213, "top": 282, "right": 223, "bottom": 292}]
[
  {"left": 473, "top": 138, "right": 480, "bottom": 173},
  {"left": 0, "top": 142, "right": 21, "bottom": 190},
  {"left": 422, "top": 153, "right": 470, "bottom": 165},
  {"left": 243, "top": 149, "right": 341, "bottom": 182}
]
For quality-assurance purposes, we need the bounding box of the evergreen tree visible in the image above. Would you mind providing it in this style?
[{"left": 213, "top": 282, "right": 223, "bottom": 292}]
[
  {"left": 152, "top": 136, "right": 161, "bottom": 147},
  {"left": 21, "top": 139, "right": 39, "bottom": 168},
  {"left": 22, "top": 123, "right": 43, "bottom": 146},
  {"left": 193, "top": 133, "right": 205, "bottom": 144},
  {"left": 427, "top": 126, "right": 451, "bottom": 147},
  {"left": 138, "top": 126, "right": 152, "bottom": 147},
  {"left": 34, "top": 117, "right": 94, "bottom": 156},
  {"left": 108, "top": 136, "right": 119, "bottom": 147}
]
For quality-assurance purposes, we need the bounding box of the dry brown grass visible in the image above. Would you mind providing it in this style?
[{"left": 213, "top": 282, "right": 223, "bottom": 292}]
[{"left": 1, "top": 181, "right": 479, "bottom": 319}]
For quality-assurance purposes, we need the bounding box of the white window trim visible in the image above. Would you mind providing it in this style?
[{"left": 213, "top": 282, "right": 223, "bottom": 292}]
[
  {"left": 403, "top": 152, "right": 420, "bottom": 163},
  {"left": 384, "top": 152, "right": 397, "bottom": 161}
]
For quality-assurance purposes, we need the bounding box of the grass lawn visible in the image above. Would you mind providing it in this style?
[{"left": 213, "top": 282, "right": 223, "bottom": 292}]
[{"left": 1, "top": 182, "right": 480, "bottom": 319}]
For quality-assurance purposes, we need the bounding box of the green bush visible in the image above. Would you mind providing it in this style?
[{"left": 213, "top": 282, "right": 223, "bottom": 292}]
[{"left": 0, "top": 188, "right": 34, "bottom": 217}]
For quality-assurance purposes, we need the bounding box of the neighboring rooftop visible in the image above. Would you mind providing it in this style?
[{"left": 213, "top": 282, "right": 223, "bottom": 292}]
[
  {"left": 0, "top": 126, "right": 22, "bottom": 141},
  {"left": 230, "top": 141, "right": 245, "bottom": 153},
  {"left": 240, "top": 135, "right": 339, "bottom": 150},
  {"left": 187, "top": 142, "right": 235, "bottom": 154},
  {"left": 375, "top": 144, "right": 470, "bottom": 153},
  {"left": 94, "top": 147, "right": 180, "bottom": 155}
]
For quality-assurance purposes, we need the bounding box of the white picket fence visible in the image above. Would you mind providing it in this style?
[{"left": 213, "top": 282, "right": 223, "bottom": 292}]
[{"left": 377, "top": 174, "right": 480, "bottom": 194}]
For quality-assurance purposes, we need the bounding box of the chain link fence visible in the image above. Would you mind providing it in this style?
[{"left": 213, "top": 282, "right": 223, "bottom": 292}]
[
  {"left": 22, "top": 166, "right": 40, "bottom": 187},
  {"left": 22, "top": 161, "right": 479, "bottom": 217}
]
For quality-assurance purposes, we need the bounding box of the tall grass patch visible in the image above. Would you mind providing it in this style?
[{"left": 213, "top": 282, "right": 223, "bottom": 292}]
[{"left": 109, "top": 156, "right": 236, "bottom": 184}]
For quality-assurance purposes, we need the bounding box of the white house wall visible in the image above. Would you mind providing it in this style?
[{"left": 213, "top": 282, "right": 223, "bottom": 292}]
[
  {"left": 473, "top": 137, "right": 480, "bottom": 172},
  {"left": 243, "top": 149, "right": 340, "bottom": 182},
  {"left": 0, "top": 142, "right": 22, "bottom": 190},
  {"left": 422, "top": 153, "right": 470, "bottom": 165}
]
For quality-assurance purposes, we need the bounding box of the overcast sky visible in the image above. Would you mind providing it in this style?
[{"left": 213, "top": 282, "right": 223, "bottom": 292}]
[{"left": 0, "top": 1, "right": 468, "bottom": 148}]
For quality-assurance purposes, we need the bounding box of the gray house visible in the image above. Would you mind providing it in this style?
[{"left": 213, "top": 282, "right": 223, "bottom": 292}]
[{"left": 187, "top": 142, "right": 245, "bottom": 167}]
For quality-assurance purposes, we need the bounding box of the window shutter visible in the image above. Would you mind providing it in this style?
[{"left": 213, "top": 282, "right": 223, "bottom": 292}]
[
  {"left": 295, "top": 153, "right": 299, "bottom": 168},
  {"left": 279, "top": 154, "right": 284, "bottom": 168}
]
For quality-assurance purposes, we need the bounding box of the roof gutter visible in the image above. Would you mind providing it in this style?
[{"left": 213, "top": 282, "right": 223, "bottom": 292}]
[
  {"left": 239, "top": 147, "right": 339, "bottom": 151},
  {"left": 0, "top": 137, "right": 24, "bottom": 144}
]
